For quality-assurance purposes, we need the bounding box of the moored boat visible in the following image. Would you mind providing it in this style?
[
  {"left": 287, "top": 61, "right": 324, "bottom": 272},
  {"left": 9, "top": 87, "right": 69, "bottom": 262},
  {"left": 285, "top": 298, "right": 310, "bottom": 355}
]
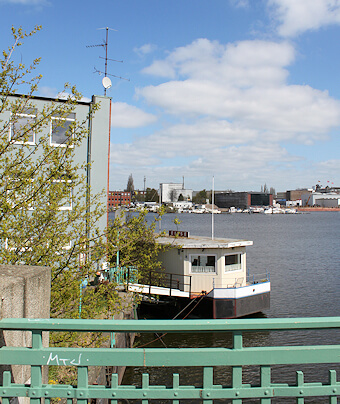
[{"left": 151, "top": 232, "right": 270, "bottom": 319}]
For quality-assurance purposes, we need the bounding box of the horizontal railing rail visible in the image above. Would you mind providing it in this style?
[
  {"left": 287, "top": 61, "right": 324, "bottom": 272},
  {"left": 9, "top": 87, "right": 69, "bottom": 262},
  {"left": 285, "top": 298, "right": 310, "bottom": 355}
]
[
  {"left": 108, "top": 266, "right": 192, "bottom": 296},
  {"left": 1, "top": 317, "right": 339, "bottom": 403},
  {"left": 246, "top": 270, "right": 270, "bottom": 284}
]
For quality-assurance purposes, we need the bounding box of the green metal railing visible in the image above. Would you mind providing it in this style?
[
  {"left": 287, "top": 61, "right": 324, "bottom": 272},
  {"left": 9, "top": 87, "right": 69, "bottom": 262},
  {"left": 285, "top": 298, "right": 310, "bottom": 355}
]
[{"left": 1, "top": 317, "right": 339, "bottom": 403}]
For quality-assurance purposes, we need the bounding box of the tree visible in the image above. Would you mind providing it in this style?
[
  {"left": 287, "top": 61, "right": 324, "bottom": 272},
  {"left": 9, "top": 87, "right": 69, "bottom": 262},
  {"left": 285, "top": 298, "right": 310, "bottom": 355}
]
[
  {"left": 0, "top": 27, "right": 120, "bottom": 323},
  {"left": 178, "top": 193, "right": 184, "bottom": 201},
  {"left": 169, "top": 189, "right": 176, "bottom": 202},
  {"left": 192, "top": 189, "right": 209, "bottom": 204},
  {"left": 126, "top": 173, "right": 134, "bottom": 194},
  {"left": 145, "top": 187, "right": 159, "bottom": 202},
  {"left": 107, "top": 208, "right": 169, "bottom": 284}
]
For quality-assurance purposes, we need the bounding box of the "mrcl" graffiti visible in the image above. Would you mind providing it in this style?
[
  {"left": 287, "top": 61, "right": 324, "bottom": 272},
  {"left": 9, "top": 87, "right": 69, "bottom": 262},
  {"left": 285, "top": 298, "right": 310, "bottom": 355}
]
[{"left": 46, "top": 352, "right": 82, "bottom": 366}]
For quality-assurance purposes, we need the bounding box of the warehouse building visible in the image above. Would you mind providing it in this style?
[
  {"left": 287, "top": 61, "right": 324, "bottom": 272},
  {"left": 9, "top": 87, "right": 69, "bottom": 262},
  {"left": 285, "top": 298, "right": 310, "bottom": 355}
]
[{"left": 215, "top": 192, "right": 273, "bottom": 210}]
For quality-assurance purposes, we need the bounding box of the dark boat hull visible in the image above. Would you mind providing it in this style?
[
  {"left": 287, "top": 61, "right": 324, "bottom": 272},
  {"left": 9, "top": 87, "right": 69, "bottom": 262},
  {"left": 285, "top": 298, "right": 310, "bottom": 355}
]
[{"left": 138, "top": 291, "right": 270, "bottom": 319}]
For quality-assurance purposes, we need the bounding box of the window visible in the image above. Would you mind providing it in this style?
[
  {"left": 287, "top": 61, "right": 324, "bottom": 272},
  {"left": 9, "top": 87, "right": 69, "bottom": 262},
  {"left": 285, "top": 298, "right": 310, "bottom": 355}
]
[
  {"left": 51, "top": 180, "right": 73, "bottom": 210},
  {"left": 190, "top": 254, "right": 216, "bottom": 273},
  {"left": 50, "top": 113, "right": 75, "bottom": 147},
  {"left": 6, "top": 179, "right": 35, "bottom": 210},
  {"left": 225, "top": 254, "right": 242, "bottom": 272},
  {"left": 9, "top": 109, "right": 36, "bottom": 144}
]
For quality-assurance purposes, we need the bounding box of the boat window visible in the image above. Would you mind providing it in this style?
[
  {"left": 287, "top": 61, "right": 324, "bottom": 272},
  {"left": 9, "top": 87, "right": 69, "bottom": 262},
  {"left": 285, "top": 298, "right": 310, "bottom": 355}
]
[
  {"left": 190, "top": 254, "right": 216, "bottom": 273},
  {"left": 225, "top": 254, "right": 242, "bottom": 272}
]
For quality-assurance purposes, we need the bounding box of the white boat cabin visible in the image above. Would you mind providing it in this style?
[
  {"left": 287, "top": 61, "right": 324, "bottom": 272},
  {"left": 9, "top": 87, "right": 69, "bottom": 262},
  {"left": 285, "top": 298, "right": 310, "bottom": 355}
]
[{"left": 157, "top": 234, "right": 253, "bottom": 297}]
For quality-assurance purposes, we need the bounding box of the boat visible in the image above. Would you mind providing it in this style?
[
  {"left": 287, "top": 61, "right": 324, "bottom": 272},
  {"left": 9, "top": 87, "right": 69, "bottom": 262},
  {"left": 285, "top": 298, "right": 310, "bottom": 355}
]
[{"left": 139, "top": 232, "right": 270, "bottom": 319}]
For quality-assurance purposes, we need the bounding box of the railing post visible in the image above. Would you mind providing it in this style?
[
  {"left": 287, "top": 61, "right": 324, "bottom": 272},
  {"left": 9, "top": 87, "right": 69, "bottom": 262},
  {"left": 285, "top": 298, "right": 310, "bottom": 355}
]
[
  {"left": 2, "top": 371, "right": 11, "bottom": 404},
  {"left": 232, "top": 331, "right": 243, "bottom": 404},
  {"left": 149, "top": 270, "right": 152, "bottom": 294},
  {"left": 260, "top": 366, "right": 271, "bottom": 404},
  {"left": 169, "top": 273, "right": 172, "bottom": 297},
  {"left": 77, "top": 366, "right": 88, "bottom": 404},
  {"left": 31, "top": 330, "right": 43, "bottom": 404},
  {"left": 189, "top": 275, "right": 192, "bottom": 295}
]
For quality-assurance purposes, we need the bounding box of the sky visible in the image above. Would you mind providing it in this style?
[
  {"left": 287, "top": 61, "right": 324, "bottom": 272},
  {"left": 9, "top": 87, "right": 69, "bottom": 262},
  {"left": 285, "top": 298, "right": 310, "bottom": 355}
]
[{"left": 1, "top": 0, "right": 340, "bottom": 193}]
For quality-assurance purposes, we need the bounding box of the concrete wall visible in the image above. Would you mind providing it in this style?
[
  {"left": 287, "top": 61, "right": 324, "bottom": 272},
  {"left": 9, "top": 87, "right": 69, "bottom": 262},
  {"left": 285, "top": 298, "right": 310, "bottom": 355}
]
[{"left": 0, "top": 265, "right": 51, "bottom": 392}]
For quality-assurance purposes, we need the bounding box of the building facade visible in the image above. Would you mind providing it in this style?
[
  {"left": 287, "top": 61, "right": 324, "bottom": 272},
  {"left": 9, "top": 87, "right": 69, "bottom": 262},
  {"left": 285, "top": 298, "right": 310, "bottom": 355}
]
[
  {"left": 159, "top": 183, "right": 193, "bottom": 203},
  {"left": 301, "top": 192, "right": 340, "bottom": 207},
  {"left": 215, "top": 192, "right": 273, "bottom": 210},
  {"left": 2, "top": 94, "right": 111, "bottom": 238},
  {"left": 108, "top": 191, "right": 131, "bottom": 210}
]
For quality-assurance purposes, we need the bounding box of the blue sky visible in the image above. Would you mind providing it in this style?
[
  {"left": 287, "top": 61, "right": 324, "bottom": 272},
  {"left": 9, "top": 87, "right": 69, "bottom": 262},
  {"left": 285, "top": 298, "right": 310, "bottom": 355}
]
[{"left": 1, "top": 0, "right": 340, "bottom": 192}]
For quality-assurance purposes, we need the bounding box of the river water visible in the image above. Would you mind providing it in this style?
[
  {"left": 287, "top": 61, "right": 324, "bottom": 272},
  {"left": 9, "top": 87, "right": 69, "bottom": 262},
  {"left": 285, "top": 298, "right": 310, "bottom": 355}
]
[{"left": 121, "top": 211, "right": 340, "bottom": 403}]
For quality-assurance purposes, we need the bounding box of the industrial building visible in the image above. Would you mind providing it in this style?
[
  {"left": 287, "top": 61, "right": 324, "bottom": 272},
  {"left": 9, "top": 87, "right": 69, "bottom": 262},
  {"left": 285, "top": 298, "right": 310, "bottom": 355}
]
[
  {"left": 108, "top": 191, "right": 131, "bottom": 209},
  {"left": 301, "top": 192, "right": 340, "bottom": 207},
  {"left": 159, "top": 183, "right": 193, "bottom": 203},
  {"left": 215, "top": 192, "right": 273, "bottom": 210}
]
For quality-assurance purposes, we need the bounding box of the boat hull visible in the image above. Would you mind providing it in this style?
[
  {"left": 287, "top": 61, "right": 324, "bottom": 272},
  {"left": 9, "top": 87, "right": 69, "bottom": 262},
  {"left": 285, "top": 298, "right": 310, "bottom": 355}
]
[
  {"left": 138, "top": 282, "right": 270, "bottom": 319},
  {"left": 212, "top": 291, "right": 270, "bottom": 318}
]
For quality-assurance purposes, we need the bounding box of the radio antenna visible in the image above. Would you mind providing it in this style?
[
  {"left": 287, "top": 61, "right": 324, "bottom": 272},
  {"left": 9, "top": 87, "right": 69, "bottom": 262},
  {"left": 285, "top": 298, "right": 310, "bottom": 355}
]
[{"left": 86, "top": 27, "right": 129, "bottom": 96}]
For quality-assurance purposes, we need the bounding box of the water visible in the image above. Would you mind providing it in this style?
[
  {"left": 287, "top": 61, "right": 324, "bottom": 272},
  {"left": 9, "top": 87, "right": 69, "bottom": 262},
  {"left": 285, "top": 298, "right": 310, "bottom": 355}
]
[{"left": 121, "top": 211, "right": 340, "bottom": 402}]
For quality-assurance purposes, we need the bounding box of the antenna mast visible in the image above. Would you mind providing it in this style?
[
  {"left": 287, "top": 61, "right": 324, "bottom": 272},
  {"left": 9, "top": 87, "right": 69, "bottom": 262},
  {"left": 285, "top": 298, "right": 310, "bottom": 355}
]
[{"left": 87, "top": 27, "right": 129, "bottom": 96}]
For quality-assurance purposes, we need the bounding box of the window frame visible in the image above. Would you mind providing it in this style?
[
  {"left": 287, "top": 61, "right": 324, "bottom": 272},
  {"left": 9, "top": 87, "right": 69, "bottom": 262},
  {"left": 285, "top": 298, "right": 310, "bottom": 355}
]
[
  {"left": 51, "top": 179, "right": 73, "bottom": 211},
  {"left": 9, "top": 111, "right": 37, "bottom": 145},
  {"left": 189, "top": 254, "right": 217, "bottom": 274},
  {"left": 50, "top": 115, "right": 75, "bottom": 148},
  {"left": 224, "top": 253, "right": 243, "bottom": 273}
]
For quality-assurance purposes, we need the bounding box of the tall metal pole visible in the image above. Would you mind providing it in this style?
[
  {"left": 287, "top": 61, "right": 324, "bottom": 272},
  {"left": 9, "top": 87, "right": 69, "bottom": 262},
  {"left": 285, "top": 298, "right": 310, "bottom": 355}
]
[
  {"left": 212, "top": 176, "right": 215, "bottom": 240},
  {"left": 104, "top": 27, "right": 108, "bottom": 96}
]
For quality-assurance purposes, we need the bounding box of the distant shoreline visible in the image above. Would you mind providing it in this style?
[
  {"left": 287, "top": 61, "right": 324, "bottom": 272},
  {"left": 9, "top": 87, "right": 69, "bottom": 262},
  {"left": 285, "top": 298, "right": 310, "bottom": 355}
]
[{"left": 297, "top": 207, "right": 340, "bottom": 212}]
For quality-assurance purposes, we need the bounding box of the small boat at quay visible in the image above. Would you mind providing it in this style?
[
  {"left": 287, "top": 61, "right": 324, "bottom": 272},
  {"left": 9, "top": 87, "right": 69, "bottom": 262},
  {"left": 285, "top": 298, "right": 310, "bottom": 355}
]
[{"left": 138, "top": 232, "right": 270, "bottom": 319}]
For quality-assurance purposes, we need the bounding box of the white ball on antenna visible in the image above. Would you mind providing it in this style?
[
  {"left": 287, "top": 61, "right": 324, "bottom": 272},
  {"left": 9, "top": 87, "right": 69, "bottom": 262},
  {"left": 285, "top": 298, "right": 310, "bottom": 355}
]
[{"left": 102, "top": 76, "right": 112, "bottom": 89}]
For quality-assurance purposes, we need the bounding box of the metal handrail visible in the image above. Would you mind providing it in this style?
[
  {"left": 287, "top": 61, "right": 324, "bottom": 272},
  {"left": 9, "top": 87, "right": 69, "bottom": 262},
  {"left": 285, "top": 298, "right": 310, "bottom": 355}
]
[
  {"left": 111, "top": 266, "right": 192, "bottom": 296},
  {"left": 1, "top": 317, "right": 339, "bottom": 402}
]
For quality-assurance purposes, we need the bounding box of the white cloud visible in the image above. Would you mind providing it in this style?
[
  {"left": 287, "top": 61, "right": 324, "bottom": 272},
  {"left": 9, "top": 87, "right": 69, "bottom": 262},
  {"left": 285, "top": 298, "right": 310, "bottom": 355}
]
[
  {"left": 134, "top": 43, "right": 158, "bottom": 57},
  {"left": 230, "top": 0, "right": 250, "bottom": 9},
  {"left": 112, "top": 37, "right": 340, "bottom": 190},
  {"left": 38, "top": 88, "right": 90, "bottom": 102},
  {"left": 0, "top": 0, "right": 49, "bottom": 4},
  {"left": 39, "top": 86, "right": 57, "bottom": 98},
  {"left": 268, "top": 0, "right": 340, "bottom": 37},
  {"left": 110, "top": 102, "right": 157, "bottom": 128},
  {"left": 138, "top": 39, "right": 340, "bottom": 143}
]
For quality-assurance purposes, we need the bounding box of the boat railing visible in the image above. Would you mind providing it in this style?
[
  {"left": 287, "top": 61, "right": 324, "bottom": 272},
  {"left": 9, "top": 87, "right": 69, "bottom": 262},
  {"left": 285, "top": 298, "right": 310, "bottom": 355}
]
[
  {"left": 1, "top": 317, "right": 339, "bottom": 402},
  {"left": 246, "top": 270, "right": 270, "bottom": 285},
  {"left": 212, "top": 272, "right": 270, "bottom": 289},
  {"left": 108, "top": 266, "right": 192, "bottom": 296}
]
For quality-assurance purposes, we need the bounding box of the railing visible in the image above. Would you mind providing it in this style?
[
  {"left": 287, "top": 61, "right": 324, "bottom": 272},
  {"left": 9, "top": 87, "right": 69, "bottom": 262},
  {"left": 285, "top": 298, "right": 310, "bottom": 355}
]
[
  {"left": 246, "top": 270, "right": 270, "bottom": 285},
  {"left": 107, "top": 265, "right": 139, "bottom": 284},
  {"left": 1, "top": 317, "right": 339, "bottom": 403},
  {"left": 212, "top": 272, "right": 270, "bottom": 289},
  {"left": 108, "top": 266, "right": 192, "bottom": 296}
]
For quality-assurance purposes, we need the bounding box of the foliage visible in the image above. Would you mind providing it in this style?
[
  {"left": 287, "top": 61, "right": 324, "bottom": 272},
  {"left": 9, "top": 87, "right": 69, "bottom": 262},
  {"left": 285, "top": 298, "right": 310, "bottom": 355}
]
[
  {"left": 134, "top": 191, "right": 145, "bottom": 202},
  {"left": 107, "top": 208, "right": 169, "bottom": 283},
  {"left": 169, "top": 189, "right": 176, "bottom": 202},
  {"left": 192, "top": 189, "right": 210, "bottom": 204},
  {"left": 145, "top": 187, "right": 159, "bottom": 202},
  {"left": 126, "top": 173, "right": 134, "bottom": 193},
  {"left": 0, "top": 27, "right": 121, "bottom": 324},
  {"left": 260, "top": 184, "right": 276, "bottom": 196}
]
